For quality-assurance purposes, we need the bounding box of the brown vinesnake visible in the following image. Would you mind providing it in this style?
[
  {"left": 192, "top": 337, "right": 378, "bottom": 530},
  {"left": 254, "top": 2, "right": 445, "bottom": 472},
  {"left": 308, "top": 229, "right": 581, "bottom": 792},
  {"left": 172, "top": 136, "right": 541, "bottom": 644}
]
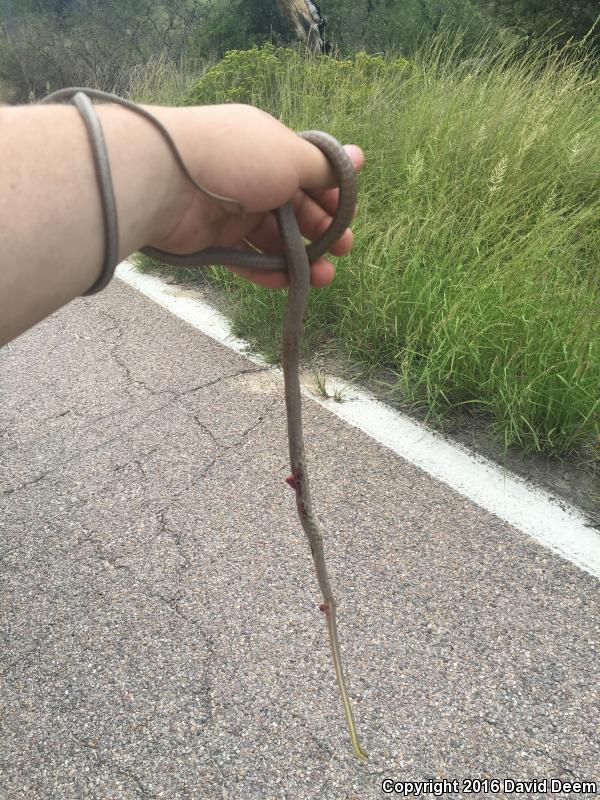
[{"left": 40, "top": 88, "right": 367, "bottom": 761}]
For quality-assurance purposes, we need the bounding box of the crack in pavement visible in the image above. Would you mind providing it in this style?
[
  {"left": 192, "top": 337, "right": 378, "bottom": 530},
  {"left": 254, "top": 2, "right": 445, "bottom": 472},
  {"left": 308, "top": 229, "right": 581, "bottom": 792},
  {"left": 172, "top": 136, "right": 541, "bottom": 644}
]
[
  {"left": 190, "top": 395, "right": 279, "bottom": 453},
  {"left": 3, "top": 308, "right": 272, "bottom": 499},
  {"left": 153, "top": 507, "right": 191, "bottom": 617},
  {"left": 69, "top": 732, "right": 159, "bottom": 799},
  {"left": 0, "top": 401, "right": 174, "bottom": 498},
  {"left": 0, "top": 404, "right": 143, "bottom": 460},
  {"left": 102, "top": 306, "right": 270, "bottom": 402},
  {"left": 181, "top": 366, "right": 270, "bottom": 396}
]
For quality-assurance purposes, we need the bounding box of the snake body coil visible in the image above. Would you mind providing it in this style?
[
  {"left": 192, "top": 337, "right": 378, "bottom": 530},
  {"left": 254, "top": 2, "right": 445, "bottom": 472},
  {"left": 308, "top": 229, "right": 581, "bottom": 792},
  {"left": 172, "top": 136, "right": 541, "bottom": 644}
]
[{"left": 40, "top": 88, "right": 367, "bottom": 761}]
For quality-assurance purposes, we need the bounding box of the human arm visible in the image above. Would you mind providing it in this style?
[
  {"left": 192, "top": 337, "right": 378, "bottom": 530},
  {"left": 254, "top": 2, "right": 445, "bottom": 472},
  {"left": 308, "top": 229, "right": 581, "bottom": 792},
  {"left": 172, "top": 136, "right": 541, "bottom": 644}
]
[{"left": 0, "top": 101, "right": 363, "bottom": 346}]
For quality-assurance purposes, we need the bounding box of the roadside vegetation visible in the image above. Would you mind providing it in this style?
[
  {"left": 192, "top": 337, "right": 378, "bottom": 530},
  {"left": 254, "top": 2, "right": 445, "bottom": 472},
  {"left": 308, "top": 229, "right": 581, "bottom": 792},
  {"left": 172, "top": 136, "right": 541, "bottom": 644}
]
[
  {"left": 0, "top": 0, "right": 598, "bottom": 466},
  {"left": 130, "top": 37, "right": 600, "bottom": 460}
]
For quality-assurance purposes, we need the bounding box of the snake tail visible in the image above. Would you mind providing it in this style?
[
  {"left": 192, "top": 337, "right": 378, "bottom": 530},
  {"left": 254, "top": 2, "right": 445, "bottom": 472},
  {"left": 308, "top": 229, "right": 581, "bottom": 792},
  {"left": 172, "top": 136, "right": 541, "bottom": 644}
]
[
  {"left": 285, "top": 466, "right": 368, "bottom": 762},
  {"left": 278, "top": 171, "right": 367, "bottom": 762},
  {"left": 321, "top": 601, "right": 369, "bottom": 762}
]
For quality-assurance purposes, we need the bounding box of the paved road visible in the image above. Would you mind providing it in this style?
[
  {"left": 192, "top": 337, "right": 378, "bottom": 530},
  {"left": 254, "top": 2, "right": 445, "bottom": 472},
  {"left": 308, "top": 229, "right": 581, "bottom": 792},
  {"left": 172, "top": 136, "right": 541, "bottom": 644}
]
[{"left": 1, "top": 279, "right": 599, "bottom": 799}]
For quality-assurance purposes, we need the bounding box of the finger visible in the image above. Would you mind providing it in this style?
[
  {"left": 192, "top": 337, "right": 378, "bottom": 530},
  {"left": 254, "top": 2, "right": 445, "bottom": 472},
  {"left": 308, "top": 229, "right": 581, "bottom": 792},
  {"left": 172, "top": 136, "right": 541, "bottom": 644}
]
[
  {"left": 181, "top": 142, "right": 362, "bottom": 255},
  {"left": 293, "top": 191, "right": 355, "bottom": 254},
  {"left": 304, "top": 145, "right": 364, "bottom": 217},
  {"left": 244, "top": 193, "right": 354, "bottom": 257},
  {"left": 296, "top": 142, "right": 364, "bottom": 192},
  {"left": 224, "top": 245, "right": 336, "bottom": 289},
  {"left": 305, "top": 185, "right": 359, "bottom": 220}
]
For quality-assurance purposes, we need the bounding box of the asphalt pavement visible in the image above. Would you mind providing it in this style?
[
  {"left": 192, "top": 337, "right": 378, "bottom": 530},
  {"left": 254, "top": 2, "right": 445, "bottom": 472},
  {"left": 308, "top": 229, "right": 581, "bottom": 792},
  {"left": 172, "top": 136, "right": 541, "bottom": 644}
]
[{"left": 1, "top": 278, "right": 599, "bottom": 799}]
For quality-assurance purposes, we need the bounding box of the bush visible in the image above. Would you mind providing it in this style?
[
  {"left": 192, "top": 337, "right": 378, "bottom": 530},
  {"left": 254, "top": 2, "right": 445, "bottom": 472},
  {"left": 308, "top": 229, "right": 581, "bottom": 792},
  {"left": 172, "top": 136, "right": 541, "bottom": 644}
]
[
  {"left": 185, "top": 43, "right": 413, "bottom": 118},
  {"left": 0, "top": 9, "right": 146, "bottom": 102},
  {"left": 180, "top": 39, "right": 600, "bottom": 457}
]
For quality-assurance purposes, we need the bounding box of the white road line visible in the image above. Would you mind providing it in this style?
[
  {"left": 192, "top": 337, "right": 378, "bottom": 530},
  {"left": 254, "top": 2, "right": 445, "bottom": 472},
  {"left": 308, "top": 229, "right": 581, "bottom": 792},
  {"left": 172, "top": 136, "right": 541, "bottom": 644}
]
[{"left": 116, "top": 261, "right": 600, "bottom": 580}]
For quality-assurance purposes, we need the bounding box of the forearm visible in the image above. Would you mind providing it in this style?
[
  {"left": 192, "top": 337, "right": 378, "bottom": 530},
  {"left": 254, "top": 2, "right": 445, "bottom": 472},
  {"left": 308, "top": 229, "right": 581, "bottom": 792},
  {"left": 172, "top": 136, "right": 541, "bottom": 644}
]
[{"left": 0, "top": 103, "right": 187, "bottom": 346}]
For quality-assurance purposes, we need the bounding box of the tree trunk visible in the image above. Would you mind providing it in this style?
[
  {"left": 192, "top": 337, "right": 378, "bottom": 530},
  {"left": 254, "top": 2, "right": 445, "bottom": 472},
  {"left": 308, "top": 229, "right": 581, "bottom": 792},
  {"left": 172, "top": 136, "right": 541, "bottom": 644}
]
[{"left": 275, "top": 0, "right": 324, "bottom": 54}]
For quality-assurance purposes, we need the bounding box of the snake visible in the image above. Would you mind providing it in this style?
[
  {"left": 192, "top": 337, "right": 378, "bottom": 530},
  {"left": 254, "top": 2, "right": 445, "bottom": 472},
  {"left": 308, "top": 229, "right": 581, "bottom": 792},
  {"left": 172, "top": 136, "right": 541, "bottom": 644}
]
[{"left": 40, "top": 88, "right": 368, "bottom": 762}]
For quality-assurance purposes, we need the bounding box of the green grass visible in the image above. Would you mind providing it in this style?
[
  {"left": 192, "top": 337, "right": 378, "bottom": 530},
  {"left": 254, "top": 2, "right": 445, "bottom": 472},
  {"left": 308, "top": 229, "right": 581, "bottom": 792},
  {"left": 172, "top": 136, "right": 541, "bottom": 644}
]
[{"left": 128, "top": 35, "right": 600, "bottom": 459}]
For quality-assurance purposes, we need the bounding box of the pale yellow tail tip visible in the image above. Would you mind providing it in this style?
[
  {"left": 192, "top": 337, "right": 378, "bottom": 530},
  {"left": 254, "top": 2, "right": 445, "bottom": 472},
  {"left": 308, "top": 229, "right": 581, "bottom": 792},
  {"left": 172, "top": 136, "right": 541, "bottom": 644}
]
[{"left": 352, "top": 742, "right": 369, "bottom": 762}]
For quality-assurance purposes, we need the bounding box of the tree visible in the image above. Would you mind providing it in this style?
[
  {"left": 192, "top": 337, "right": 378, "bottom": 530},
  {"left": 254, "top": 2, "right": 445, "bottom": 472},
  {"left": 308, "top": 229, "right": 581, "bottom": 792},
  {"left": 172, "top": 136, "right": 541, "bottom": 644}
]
[
  {"left": 191, "top": 0, "right": 292, "bottom": 56},
  {"left": 0, "top": 0, "right": 230, "bottom": 100},
  {"left": 315, "top": 0, "right": 494, "bottom": 55},
  {"left": 485, "top": 0, "right": 599, "bottom": 50},
  {"left": 275, "top": 0, "right": 326, "bottom": 53}
]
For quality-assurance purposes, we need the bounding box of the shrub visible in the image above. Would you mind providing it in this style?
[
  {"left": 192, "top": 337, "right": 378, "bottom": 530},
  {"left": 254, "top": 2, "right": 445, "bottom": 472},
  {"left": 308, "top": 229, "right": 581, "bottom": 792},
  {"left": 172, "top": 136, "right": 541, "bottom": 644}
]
[
  {"left": 184, "top": 43, "right": 413, "bottom": 118},
  {"left": 142, "top": 37, "right": 600, "bottom": 458}
]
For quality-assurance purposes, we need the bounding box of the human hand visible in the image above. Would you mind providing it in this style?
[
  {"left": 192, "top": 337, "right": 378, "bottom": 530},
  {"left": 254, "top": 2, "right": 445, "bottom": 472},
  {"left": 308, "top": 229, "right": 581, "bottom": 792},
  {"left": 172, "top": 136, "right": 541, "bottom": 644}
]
[{"left": 143, "top": 103, "right": 364, "bottom": 289}]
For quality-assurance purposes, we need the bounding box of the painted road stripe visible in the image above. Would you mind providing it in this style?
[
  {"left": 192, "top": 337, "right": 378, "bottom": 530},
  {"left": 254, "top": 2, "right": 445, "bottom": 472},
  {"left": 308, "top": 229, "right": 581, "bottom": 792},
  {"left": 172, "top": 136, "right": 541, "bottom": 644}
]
[{"left": 116, "top": 261, "right": 600, "bottom": 580}]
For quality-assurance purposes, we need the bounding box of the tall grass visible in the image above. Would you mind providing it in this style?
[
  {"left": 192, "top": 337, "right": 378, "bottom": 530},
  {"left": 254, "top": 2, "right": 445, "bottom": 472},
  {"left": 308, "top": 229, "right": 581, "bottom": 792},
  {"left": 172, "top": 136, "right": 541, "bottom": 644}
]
[{"left": 130, "top": 35, "right": 600, "bottom": 458}]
